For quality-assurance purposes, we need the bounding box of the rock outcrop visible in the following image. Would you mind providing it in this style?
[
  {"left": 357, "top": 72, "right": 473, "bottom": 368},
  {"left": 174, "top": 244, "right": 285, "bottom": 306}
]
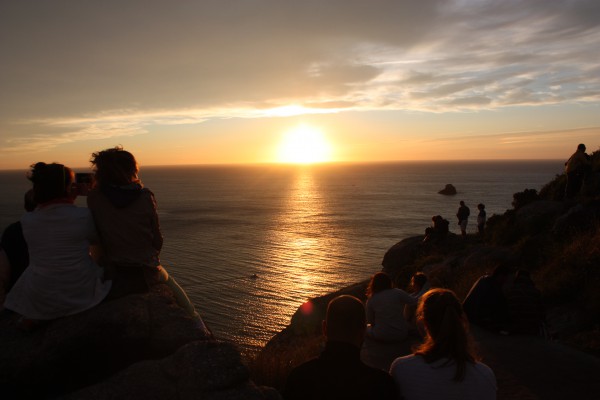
[
  {"left": 0, "top": 283, "right": 279, "bottom": 399},
  {"left": 438, "top": 184, "right": 457, "bottom": 195}
]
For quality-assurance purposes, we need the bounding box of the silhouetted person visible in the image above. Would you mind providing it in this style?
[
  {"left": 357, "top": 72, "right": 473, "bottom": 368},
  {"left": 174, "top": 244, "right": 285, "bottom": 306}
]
[
  {"left": 507, "top": 270, "right": 545, "bottom": 335},
  {"left": 456, "top": 201, "right": 470, "bottom": 237},
  {"left": 87, "top": 146, "right": 196, "bottom": 316},
  {"left": 283, "top": 295, "right": 397, "bottom": 400},
  {"left": 423, "top": 215, "right": 449, "bottom": 243},
  {"left": 565, "top": 143, "right": 591, "bottom": 198},
  {"left": 462, "top": 264, "right": 510, "bottom": 332},
  {"left": 390, "top": 289, "right": 497, "bottom": 400},
  {"left": 4, "top": 162, "right": 111, "bottom": 327},
  {"left": 361, "top": 272, "right": 417, "bottom": 370},
  {"left": 0, "top": 190, "right": 36, "bottom": 309},
  {"left": 477, "top": 203, "right": 486, "bottom": 235},
  {"left": 404, "top": 272, "right": 430, "bottom": 332}
]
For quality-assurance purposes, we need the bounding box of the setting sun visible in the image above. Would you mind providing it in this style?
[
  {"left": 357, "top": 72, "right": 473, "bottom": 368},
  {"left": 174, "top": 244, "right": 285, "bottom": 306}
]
[{"left": 277, "top": 125, "right": 332, "bottom": 164}]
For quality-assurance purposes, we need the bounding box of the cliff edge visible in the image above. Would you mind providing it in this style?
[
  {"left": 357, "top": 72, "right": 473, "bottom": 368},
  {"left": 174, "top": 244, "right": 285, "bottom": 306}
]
[{"left": 0, "top": 283, "right": 279, "bottom": 399}]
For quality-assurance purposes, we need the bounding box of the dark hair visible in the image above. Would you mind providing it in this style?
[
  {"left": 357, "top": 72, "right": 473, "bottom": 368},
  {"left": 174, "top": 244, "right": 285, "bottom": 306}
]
[
  {"left": 491, "top": 264, "right": 511, "bottom": 279},
  {"left": 366, "top": 272, "right": 392, "bottom": 298},
  {"left": 90, "top": 146, "right": 140, "bottom": 188},
  {"left": 325, "top": 295, "right": 366, "bottom": 340},
  {"left": 410, "top": 272, "right": 428, "bottom": 291},
  {"left": 27, "top": 162, "right": 74, "bottom": 204},
  {"left": 477, "top": 203, "right": 485, "bottom": 210},
  {"left": 414, "top": 288, "right": 478, "bottom": 381},
  {"left": 577, "top": 143, "right": 586, "bottom": 151}
]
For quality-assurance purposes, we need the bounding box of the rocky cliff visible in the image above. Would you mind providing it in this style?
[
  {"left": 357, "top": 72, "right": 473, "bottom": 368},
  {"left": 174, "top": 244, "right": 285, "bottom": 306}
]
[{"left": 0, "top": 283, "right": 279, "bottom": 400}]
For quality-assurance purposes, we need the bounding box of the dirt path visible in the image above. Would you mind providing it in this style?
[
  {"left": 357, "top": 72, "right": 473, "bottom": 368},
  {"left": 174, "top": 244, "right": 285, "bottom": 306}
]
[{"left": 471, "top": 326, "right": 600, "bottom": 400}]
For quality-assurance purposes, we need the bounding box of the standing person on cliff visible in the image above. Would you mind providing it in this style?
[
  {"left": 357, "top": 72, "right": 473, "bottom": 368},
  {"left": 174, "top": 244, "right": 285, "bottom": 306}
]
[
  {"left": 564, "top": 143, "right": 591, "bottom": 198},
  {"left": 456, "top": 201, "right": 470, "bottom": 237},
  {"left": 477, "top": 203, "right": 487, "bottom": 236},
  {"left": 283, "top": 295, "right": 397, "bottom": 400}
]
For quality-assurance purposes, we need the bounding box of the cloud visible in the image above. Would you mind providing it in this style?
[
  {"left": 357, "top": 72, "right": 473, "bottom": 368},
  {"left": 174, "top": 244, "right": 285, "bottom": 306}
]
[{"left": 1, "top": 0, "right": 599, "bottom": 151}]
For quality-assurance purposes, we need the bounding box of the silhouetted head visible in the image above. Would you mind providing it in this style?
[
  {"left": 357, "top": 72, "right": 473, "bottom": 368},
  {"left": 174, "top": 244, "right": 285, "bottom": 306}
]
[
  {"left": 460, "top": 200, "right": 465, "bottom": 206},
  {"left": 366, "top": 272, "right": 393, "bottom": 298},
  {"left": 514, "top": 269, "right": 534, "bottom": 285},
  {"left": 491, "top": 264, "right": 511, "bottom": 280},
  {"left": 90, "top": 146, "right": 140, "bottom": 188},
  {"left": 323, "top": 295, "right": 366, "bottom": 347},
  {"left": 27, "top": 162, "right": 75, "bottom": 204},
  {"left": 410, "top": 272, "right": 428, "bottom": 292},
  {"left": 477, "top": 203, "right": 485, "bottom": 210},
  {"left": 577, "top": 143, "right": 586, "bottom": 152}
]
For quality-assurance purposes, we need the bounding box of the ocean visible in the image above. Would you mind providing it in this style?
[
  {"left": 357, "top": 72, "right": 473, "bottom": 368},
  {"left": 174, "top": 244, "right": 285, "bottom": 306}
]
[{"left": 0, "top": 161, "right": 562, "bottom": 355}]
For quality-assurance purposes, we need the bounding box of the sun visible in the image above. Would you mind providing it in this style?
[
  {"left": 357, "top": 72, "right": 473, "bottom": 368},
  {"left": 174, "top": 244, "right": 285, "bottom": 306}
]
[{"left": 277, "top": 125, "right": 332, "bottom": 164}]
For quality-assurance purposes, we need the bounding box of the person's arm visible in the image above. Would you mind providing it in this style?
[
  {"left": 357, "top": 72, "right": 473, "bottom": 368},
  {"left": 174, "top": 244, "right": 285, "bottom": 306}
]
[
  {"left": 145, "top": 190, "right": 163, "bottom": 252},
  {"left": 0, "top": 249, "right": 11, "bottom": 309}
]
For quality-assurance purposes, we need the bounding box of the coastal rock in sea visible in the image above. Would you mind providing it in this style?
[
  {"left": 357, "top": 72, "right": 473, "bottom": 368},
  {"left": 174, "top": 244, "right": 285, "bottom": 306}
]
[
  {"left": 0, "top": 284, "right": 278, "bottom": 399},
  {"left": 438, "top": 184, "right": 457, "bottom": 195}
]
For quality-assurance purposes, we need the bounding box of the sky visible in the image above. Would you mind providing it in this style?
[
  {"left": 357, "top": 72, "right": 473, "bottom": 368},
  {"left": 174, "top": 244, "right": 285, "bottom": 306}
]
[{"left": 1, "top": 0, "right": 599, "bottom": 170}]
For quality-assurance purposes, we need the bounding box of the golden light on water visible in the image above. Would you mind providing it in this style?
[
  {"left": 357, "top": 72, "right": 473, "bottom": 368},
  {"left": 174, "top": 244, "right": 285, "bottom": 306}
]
[
  {"left": 277, "top": 124, "right": 332, "bottom": 164},
  {"left": 267, "top": 169, "right": 326, "bottom": 315}
]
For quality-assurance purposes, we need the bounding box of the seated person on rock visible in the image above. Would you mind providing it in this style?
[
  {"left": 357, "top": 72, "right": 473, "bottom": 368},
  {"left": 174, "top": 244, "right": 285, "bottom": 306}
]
[
  {"left": 283, "top": 295, "right": 397, "bottom": 400},
  {"left": 506, "top": 270, "right": 545, "bottom": 335},
  {"left": 87, "top": 146, "right": 196, "bottom": 316},
  {"left": 0, "top": 190, "right": 36, "bottom": 310},
  {"left": 462, "top": 264, "right": 510, "bottom": 332},
  {"left": 390, "top": 289, "right": 497, "bottom": 400},
  {"left": 361, "top": 272, "right": 418, "bottom": 370},
  {"left": 403, "top": 272, "right": 430, "bottom": 333},
  {"left": 423, "top": 215, "right": 449, "bottom": 243},
  {"left": 4, "top": 163, "right": 111, "bottom": 326}
]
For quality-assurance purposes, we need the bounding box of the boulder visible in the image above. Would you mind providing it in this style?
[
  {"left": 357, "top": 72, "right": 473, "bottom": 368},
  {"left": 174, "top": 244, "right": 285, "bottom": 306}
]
[
  {"left": 62, "top": 341, "right": 281, "bottom": 400},
  {"left": 0, "top": 284, "right": 278, "bottom": 399},
  {"left": 438, "top": 184, "right": 457, "bottom": 195}
]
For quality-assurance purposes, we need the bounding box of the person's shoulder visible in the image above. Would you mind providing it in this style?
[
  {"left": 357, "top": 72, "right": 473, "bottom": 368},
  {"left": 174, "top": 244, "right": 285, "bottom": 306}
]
[
  {"left": 390, "top": 354, "right": 421, "bottom": 371},
  {"left": 287, "top": 357, "right": 322, "bottom": 378},
  {"left": 473, "top": 361, "right": 496, "bottom": 379}
]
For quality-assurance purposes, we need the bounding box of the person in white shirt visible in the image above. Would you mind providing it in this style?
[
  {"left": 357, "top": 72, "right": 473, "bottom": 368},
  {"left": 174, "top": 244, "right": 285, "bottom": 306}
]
[
  {"left": 361, "top": 272, "right": 417, "bottom": 370},
  {"left": 390, "top": 288, "right": 497, "bottom": 400},
  {"left": 4, "top": 162, "right": 111, "bottom": 327}
]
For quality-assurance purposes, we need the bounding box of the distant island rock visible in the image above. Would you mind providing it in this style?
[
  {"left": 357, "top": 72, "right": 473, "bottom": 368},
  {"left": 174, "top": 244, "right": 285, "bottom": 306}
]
[{"left": 438, "top": 184, "right": 457, "bottom": 195}]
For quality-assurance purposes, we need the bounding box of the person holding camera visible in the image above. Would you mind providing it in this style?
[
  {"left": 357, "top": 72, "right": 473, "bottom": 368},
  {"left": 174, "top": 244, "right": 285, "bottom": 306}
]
[{"left": 4, "top": 162, "right": 111, "bottom": 327}]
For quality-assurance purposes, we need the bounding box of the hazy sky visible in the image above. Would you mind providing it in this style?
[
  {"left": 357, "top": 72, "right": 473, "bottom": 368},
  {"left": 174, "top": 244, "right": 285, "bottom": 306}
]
[{"left": 1, "top": 0, "right": 599, "bottom": 169}]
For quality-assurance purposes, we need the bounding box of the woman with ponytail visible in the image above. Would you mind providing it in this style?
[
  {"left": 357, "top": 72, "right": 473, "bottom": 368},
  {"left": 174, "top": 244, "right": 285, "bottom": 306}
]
[{"left": 390, "top": 288, "right": 496, "bottom": 400}]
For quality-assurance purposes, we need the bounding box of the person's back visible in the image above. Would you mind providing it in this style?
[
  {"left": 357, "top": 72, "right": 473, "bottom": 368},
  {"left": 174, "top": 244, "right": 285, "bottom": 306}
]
[
  {"left": 367, "top": 288, "right": 415, "bottom": 341},
  {"left": 0, "top": 190, "right": 37, "bottom": 305},
  {"left": 390, "top": 289, "right": 496, "bottom": 400},
  {"left": 87, "top": 185, "right": 161, "bottom": 267},
  {"left": 4, "top": 163, "right": 110, "bottom": 321},
  {"left": 284, "top": 340, "right": 397, "bottom": 400},
  {"left": 87, "top": 147, "right": 162, "bottom": 269},
  {"left": 463, "top": 265, "right": 509, "bottom": 330},
  {"left": 507, "top": 270, "right": 544, "bottom": 335},
  {"left": 87, "top": 146, "right": 196, "bottom": 317},
  {"left": 283, "top": 295, "right": 397, "bottom": 400},
  {"left": 391, "top": 356, "right": 495, "bottom": 400}
]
